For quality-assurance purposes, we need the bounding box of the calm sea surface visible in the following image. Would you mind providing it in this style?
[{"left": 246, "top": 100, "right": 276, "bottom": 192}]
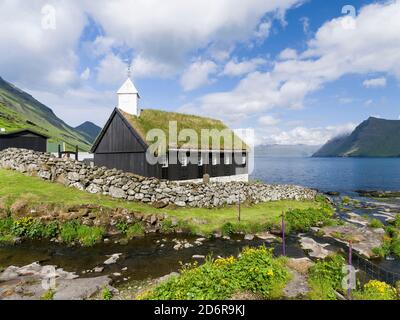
[{"left": 251, "top": 156, "right": 400, "bottom": 192}]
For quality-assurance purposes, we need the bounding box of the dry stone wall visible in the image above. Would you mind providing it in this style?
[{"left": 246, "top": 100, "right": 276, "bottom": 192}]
[{"left": 0, "top": 148, "right": 317, "bottom": 208}]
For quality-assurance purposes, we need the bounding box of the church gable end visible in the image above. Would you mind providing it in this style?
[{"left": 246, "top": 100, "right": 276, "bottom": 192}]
[{"left": 94, "top": 110, "right": 147, "bottom": 153}]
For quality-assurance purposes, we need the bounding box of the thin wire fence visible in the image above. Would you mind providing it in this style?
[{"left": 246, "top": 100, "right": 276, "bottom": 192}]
[{"left": 352, "top": 251, "right": 400, "bottom": 286}]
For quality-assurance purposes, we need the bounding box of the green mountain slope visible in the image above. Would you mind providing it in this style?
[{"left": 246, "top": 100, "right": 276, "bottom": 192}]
[
  {"left": 313, "top": 117, "right": 400, "bottom": 157},
  {"left": 0, "top": 77, "right": 92, "bottom": 151},
  {"left": 75, "top": 121, "right": 101, "bottom": 143}
]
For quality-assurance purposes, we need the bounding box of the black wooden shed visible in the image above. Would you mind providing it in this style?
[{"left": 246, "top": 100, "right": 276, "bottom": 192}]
[{"left": 0, "top": 129, "right": 48, "bottom": 152}]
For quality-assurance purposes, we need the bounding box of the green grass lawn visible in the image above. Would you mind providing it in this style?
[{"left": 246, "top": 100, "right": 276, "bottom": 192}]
[
  {"left": 0, "top": 169, "right": 156, "bottom": 213},
  {"left": 0, "top": 169, "right": 318, "bottom": 235}
]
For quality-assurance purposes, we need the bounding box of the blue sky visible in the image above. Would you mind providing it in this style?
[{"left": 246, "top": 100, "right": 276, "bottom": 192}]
[{"left": 1, "top": 0, "right": 399, "bottom": 145}]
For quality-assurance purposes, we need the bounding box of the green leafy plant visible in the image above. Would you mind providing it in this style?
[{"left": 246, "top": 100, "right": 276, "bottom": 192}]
[
  {"left": 140, "top": 246, "right": 290, "bottom": 300},
  {"left": 285, "top": 205, "right": 334, "bottom": 233},
  {"left": 77, "top": 225, "right": 104, "bottom": 246},
  {"left": 342, "top": 196, "right": 351, "bottom": 205},
  {"left": 372, "top": 223, "right": 400, "bottom": 259},
  {"left": 221, "top": 222, "right": 235, "bottom": 236},
  {"left": 372, "top": 241, "right": 391, "bottom": 258},
  {"left": 315, "top": 194, "right": 328, "bottom": 203},
  {"left": 41, "top": 289, "right": 55, "bottom": 300},
  {"left": 160, "top": 219, "right": 191, "bottom": 234},
  {"left": 391, "top": 239, "right": 400, "bottom": 257},
  {"left": 42, "top": 222, "right": 59, "bottom": 238},
  {"left": 11, "top": 216, "right": 36, "bottom": 237},
  {"left": 59, "top": 220, "right": 79, "bottom": 243},
  {"left": 126, "top": 222, "right": 145, "bottom": 239},
  {"left": 102, "top": 287, "right": 113, "bottom": 300},
  {"left": 0, "top": 216, "right": 13, "bottom": 237},
  {"left": 6, "top": 217, "right": 58, "bottom": 240},
  {"left": 60, "top": 220, "right": 104, "bottom": 246},
  {"left": 368, "top": 219, "right": 384, "bottom": 229},
  {"left": 308, "top": 254, "right": 346, "bottom": 300},
  {"left": 353, "top": 280, "right": 397, "bottom": 300},
  {"left": 115, "top": 221, "right": 129, "bottom": 233},
  {"left": 393, "top": 215, "right": 400, "bottom": 228}
]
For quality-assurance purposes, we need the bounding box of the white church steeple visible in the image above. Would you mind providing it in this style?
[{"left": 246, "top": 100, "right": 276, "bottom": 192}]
[{"left": 117, "top": 66, "right": 140, "bottom": 116}]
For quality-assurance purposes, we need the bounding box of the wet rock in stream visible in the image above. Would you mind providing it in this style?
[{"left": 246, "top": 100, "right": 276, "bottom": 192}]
[
  {"left": 321, "top": 222, "right": 384, "bottom": 258},
  {"left": 299, "top": 237, "right": 332, "bottom": 259},
  {"left": 0, "top": 262, "right": 113, "bottom": 300},
  {"left": 103, "top": 253, "right": 122, "bottom": 265}
]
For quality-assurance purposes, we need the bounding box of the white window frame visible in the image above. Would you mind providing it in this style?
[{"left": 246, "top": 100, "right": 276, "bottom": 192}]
[
  {"left": 198, "top": 153, "right": 203, "bottom": 166},
  {"left": 212, "top": 153, "right": 218, "bottom": 166},
  {"left": 179, "top": 153, "right": 188, "bottom": 167},
  {"left": 242, "top": 153, "right": 246, "bottom": 165},
  {"left": 224, "top": 153, "right": 231, "bottom": 165},
  {"left": 161, "top": 155, "right": 168, "bottom": 168}
]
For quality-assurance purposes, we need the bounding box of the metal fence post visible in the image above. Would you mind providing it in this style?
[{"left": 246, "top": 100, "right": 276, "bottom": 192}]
[
  {"left": 348, "top": 240, "right": 352, "bottom": 300},
  {"left": 237, "top": 196, "right": 241, "bottom": 222},
  {"left": 282, "top": 211, "right": 286, "bottom": 256}
]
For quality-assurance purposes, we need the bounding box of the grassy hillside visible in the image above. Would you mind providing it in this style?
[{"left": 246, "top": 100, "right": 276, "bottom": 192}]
[
  {"left": 313, "top": 117, "right": 400, "bottom": 157},
  {"left": 0, "top": 77, "right": 92, "bottom": 151}
]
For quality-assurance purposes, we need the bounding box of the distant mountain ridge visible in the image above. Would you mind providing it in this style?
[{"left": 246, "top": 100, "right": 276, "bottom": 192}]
[
  {"left": 0, "top": 76, "right": 92, "bottom": 151},
  {"left": 75, "top": 121, "right": 101, "bottom": 143},
  {"left": 255, "top": 144, "right": 320, "bottom": 157},
  {"left": 313, "top": 117, "right": 400, "bottom": 157}
]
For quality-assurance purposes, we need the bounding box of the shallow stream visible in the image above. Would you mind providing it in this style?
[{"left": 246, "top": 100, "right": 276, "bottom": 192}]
[{"left": 1, "top": 194, "right": 399, "bottom": 285}]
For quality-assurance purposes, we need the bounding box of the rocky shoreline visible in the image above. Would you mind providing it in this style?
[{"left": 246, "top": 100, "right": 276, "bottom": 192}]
[
  {"left": 0, "top": 148, "right": 317, "bottom": 208},
  {"left": 356, "top": 190, "right": 400, "bottom": 198}
]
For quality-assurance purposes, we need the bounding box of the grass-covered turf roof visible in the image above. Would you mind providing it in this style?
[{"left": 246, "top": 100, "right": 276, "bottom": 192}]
[{"left": 120, "top": 109, "right": 248, "bottom": 150}]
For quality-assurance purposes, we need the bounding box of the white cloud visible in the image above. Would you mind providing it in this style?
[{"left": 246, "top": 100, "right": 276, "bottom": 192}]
[
  {"left": 0, "top": 1, "right": 86, "bottom": 90},
  {"left": 29, "top": 86, "right": 115, "bottom": 127},
  {"left": 131, "top": 55, "right": 176, "bottom": 79},
  {"left": 86, "top": 0, "right": 303, "bottom": 68},
  {"left": 180, "top": 60, "right": 218, "bottom": 92},
  {"left": 208, "top": 46, "right": 234, "bottom": 62},
  {"left": 260, "top": 122, "right": 356, "bottom": 145},
  {"left": 97, "top": 53, "right": 177, "bottom": 85},
  {"left": 0, "top": 0, "right": 305, "bottom": 126},
  {"left": 87, "top": 36, "right": 118, "bottom": 57},
  {"left": 365, "top": 99, "right": 374, "bottom": 106},
  {"left": 222, "top": 58, "right": 267, "bottom": 77},
  {"left": 278, "top": 48, "right": 298, "bottom": 60},
  {"left": 258, "top": 115, "right": 280, "bottom": 126},
  {"left": 96, "top": 54, "right": 127, "bottom": 85},
  {"left": 300, "top": 17, "right": 310, "bottom": 34},
  {"left": 80, "top": 68, "right": 91, "bottom": 81},
  {"left": 339, "top": 97, "right": 354, "bottom": 104},
  {"left": 363, "top": 77, "right": 387, "bottom": 88},
  {"left": 0, "top": 0, "right": 302, "bottom": 90},
  {"left": 254, "top": 21, "right": 272, "bottom": 40},
  {"left": 183, "top": 1, "right": 400, "bottom": 122}
]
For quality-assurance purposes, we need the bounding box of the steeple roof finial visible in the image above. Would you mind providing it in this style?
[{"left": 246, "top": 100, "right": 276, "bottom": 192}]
[{"left": 127, "top": 63, "right": 131, "bottom": 79}]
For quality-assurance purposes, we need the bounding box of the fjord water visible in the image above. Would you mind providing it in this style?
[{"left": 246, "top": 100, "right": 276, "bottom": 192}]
[{"left": 252, "top": 156, "right": 400, "bottom": 192}]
